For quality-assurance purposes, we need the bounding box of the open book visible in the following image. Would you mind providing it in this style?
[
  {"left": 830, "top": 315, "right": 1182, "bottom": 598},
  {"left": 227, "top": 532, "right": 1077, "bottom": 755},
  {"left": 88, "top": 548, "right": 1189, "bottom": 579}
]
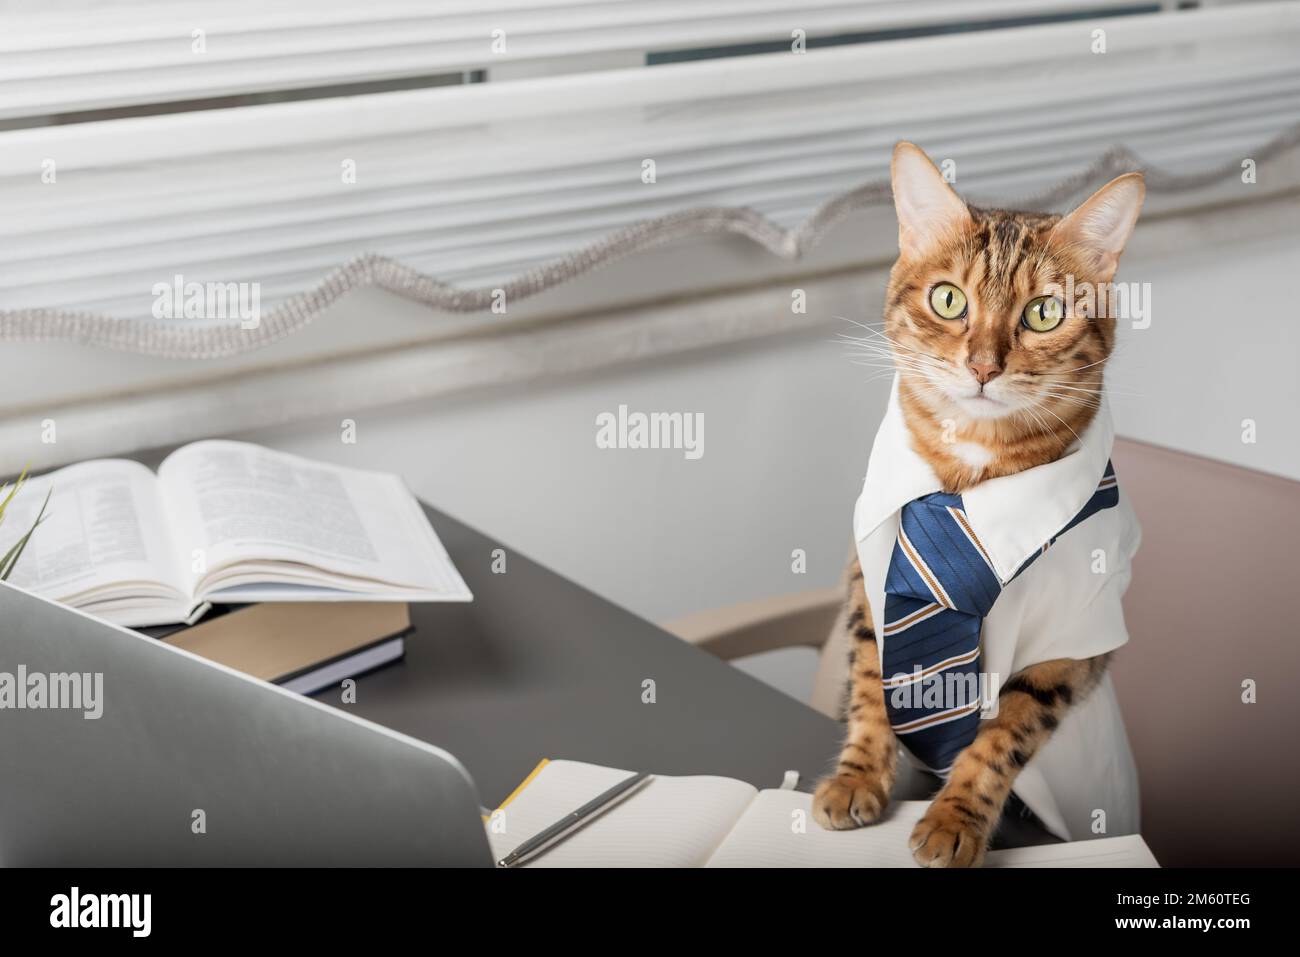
[
  {"left": 487, "top": 759, "right": 1160, "bottom": 868},
  {"left": 0, "top": 440, "right": 471, "bottom": 627}
]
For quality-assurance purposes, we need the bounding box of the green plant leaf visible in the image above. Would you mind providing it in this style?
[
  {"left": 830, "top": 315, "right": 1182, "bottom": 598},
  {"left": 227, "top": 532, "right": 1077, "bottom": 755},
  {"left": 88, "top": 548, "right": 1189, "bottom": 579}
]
[
  {"left": 0, "top": 486, "right": 49, "bottom": 582},
  {"left": 0, "top": 466, "right": 29, "bottom": 523}
]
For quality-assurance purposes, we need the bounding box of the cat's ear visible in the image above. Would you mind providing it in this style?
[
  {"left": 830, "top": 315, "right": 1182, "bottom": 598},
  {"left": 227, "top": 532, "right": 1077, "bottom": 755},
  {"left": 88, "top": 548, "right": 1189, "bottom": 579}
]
[
  {"left": 1051, "top": 172, "right": 1145, "bottom": 280},
  {"left": 890, "top": 142, "right": 970, "bottom": 256}
]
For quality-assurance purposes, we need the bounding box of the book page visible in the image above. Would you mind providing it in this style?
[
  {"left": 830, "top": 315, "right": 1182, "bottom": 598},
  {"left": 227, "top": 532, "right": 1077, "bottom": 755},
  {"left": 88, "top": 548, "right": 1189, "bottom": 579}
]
[
  {"left": 707, "top": 791, "right": 1158, "bottom": 867},
  {"left": 986, "top": 834, "right": 1159, "bottom": 868},
  {"left": 0, "top": 459, "right": 188, "bottom": 609},
  {"left": 707, "top": 792, "right": 930, "bottom": 867},
  {"left": 157, "top": 441, "right": 470, "bottom": 601},
  {"left": 487, "top": 760, "right": 759, "bottom": 868}
]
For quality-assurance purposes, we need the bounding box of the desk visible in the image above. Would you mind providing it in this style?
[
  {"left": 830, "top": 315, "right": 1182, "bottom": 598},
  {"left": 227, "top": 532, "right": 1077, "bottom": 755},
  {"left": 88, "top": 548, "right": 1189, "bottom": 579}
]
[{"left": 326, "top": 503, "right": 1054, "bottom": 849}]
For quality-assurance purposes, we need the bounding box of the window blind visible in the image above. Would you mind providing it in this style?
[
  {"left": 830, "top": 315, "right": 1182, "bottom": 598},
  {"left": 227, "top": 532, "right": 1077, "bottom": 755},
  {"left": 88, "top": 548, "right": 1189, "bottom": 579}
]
[
  {"left": 2, "top": 0, "right": 1300, "bottom": 328},
  {"left": 4, "top": 0, "right": 1163, "bottom": 120},
  {"left": 0, "top": 0, "right": 1296, "bottom": 335}
]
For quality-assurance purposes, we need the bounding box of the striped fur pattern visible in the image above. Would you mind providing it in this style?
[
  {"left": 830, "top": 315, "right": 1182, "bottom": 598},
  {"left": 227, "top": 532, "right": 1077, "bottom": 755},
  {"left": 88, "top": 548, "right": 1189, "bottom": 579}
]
[
  {"left": 812, "top": 557, "right": 898, "bottom": 830},
  {"left": 888, "top": 199, "right": 1117, "bottom": 493},
  {"left": 812, "top": 143, "right": 1143, "bottom": 866}
]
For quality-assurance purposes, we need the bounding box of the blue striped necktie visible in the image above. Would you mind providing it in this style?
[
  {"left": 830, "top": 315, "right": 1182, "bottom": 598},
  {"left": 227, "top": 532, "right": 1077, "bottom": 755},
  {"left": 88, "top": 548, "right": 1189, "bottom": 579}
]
[{"left": 881, "top": 462, "right": 1119, "bottom": 776}]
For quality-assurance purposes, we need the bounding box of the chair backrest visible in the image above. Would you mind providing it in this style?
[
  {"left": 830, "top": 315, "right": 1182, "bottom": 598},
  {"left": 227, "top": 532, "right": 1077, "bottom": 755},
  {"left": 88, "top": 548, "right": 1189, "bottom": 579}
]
[{"left": 1110, "top": 438, "right": 1299, "bottom": 866}]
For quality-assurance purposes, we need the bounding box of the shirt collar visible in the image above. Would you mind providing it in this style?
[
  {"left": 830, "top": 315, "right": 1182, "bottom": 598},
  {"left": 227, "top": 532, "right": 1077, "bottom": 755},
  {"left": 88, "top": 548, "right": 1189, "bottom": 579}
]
[{"left": 855, "top": 375, "right": 1115, "bottom": 583}]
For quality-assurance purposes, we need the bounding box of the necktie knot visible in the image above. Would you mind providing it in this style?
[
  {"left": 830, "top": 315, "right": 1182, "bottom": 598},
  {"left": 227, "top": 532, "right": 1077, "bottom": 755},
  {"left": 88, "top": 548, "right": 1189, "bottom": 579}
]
[{"left": 885, "top": 495, "right": 1001, "bottom": 618}]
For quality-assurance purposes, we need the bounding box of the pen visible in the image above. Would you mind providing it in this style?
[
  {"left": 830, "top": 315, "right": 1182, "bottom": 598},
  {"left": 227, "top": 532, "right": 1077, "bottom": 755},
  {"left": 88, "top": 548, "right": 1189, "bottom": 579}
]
[{"left": 496, "top": 770, "right": 654, "bottom": 868}]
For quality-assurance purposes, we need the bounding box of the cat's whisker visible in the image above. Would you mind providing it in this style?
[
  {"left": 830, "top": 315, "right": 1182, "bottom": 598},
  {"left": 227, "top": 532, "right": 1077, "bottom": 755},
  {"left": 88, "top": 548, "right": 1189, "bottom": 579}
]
[
  {"left": 1037, "top": 380, "right": 1145, "bottom": 400},
  {"left": 847, "top": 339, "right": 950, "bottom": 371},
  {"left": 835, "top": 315, "right": 886, "bottom": 331},
  {"left": 1020, "top": 405, "right": 1068, "bottom": 446},
  {"left": 1039, "top": 395, "right": 1102, "bottom": 413},
  {"left": 857, "top": 345, "right": 951, "bottom": 371},
  {"left": 1035, "top": 382, "right": 1106, "bottom": 393},
  {"left": 1037, "top": 385, "right": 1103, "bottom": 400},
  {"left": 836, "top": 323, "right": 948, "bottom": 364},
  {"left": 1052, "top": 356, "right": 1112, "bottom": 375},
  {"left": 843, "top": 349, "right": 935, "bottom": 368},
  {"left": 1028, "top": 397, "right": 1085, "bottom": 448},
  {"left": 856, "top": 352, "right": 950, "bottom": 377},
  {"left": 841, "top": 348, "right": 944, "bottom": 377},
  {"left": 845, "top": 352, "right": 930, "bottom": 370},
  {"left": 1016, "top": 404, "right": 1056, "bottom": 440},
  {"left": 838, "top": 337, "right": 925, "bottom": 361},
  {"left": 1037, "top": 387, "right": 1104, "bottom": 406},
  {"left": 1036, "top": 385, "right": 1098, "bottom": 404}
]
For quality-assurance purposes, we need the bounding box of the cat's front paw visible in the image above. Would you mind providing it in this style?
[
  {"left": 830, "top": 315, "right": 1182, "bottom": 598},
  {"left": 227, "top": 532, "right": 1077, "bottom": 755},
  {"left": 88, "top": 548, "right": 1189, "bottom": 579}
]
[
  {"left": 909, "top": 802, "right": 990, "bottom": 868},
  {"left": 812, "top": 773, "right": 890, "bottom": 830}
]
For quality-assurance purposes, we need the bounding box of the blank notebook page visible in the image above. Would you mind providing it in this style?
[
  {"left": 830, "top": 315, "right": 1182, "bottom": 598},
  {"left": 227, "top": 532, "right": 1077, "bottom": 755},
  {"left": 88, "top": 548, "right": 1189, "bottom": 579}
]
[
  {"left": 707, "top": 792, "right": 930, "bottom": 867},
  {"left": 708, "top": 793, "right": 1159, "bottom": 867},
  {"left": 488, "top": 760, "right": 758, "bottom": 868},
  {"left": 986, "top": 834, "right": 1159, "bottom": 867}
]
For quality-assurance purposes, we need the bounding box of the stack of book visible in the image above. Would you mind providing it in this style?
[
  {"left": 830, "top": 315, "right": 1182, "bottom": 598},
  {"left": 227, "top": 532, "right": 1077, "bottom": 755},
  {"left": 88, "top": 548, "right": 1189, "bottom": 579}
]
[
  {"left": 0, "top": 439, "right": 474, "bottom": 695},
  {"left": 0, "top": 439, "right": 472, "bottom": 626},
  {"left": 141, "top": 601, "right": 414, "bottom": 696}
]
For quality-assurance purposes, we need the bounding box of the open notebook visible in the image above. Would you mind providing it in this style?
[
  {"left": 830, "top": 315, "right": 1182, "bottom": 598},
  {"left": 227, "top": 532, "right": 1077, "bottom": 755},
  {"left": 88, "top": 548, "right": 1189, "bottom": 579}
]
[
  {"left": 487, "top": 759, "right": 1159, "bottom": 868},
  {"left": 0, "top": 440, "right": 471, "bottom": 626}
]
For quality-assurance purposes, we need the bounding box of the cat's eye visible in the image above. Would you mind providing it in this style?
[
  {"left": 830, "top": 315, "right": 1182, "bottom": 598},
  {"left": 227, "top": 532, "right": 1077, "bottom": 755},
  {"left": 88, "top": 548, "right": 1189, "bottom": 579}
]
[
  {"left": 1022, "top": 296, "right": 1065, "bottom": 332},
  {"left": 929, "top": 283, "right": 967, "bottom": 320}
]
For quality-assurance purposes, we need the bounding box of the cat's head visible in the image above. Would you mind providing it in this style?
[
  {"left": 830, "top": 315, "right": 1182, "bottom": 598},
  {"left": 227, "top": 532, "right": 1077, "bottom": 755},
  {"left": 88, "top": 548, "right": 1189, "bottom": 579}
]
[{"left": 883, "top": 142, "right": 1144, "bottom": 434}]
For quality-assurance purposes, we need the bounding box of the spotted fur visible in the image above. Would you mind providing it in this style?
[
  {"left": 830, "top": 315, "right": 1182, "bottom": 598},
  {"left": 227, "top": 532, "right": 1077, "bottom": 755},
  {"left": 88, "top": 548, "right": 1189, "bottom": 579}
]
[
  {"left": 810, "top": 557, "right": 897, "bottom": 831},
  {"left": 813, "top": 142, "right": 1144, "bottom": 866}
]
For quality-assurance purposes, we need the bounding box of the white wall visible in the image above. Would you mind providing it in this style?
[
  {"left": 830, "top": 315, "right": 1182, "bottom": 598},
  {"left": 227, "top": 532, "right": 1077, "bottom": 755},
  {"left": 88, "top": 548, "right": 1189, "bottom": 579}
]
[{"left": 1106, "top": 231, "right": 1300, "bottom": 480}]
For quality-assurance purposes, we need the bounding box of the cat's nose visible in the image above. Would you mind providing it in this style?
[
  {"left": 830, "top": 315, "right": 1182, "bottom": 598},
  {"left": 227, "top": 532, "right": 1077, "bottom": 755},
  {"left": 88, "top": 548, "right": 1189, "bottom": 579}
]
[{"left": 967, "top": 360, "right": 1002, "bottom": 385}]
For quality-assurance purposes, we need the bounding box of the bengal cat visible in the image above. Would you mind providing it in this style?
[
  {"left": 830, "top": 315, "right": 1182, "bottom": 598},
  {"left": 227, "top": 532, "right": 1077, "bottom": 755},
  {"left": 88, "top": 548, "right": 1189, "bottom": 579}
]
[{"left": 811, "top": 142, "right": 1144, "bottom": 867}]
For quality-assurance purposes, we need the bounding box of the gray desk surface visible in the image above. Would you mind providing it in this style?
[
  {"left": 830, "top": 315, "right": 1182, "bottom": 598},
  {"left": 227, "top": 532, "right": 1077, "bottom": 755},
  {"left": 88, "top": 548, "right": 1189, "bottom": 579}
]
[
  {"left": 323, "top": 503, "right": 846, "bottom": 805},
  {"left": 321, "top": 502, "right": 1053, "bottom": 849}
]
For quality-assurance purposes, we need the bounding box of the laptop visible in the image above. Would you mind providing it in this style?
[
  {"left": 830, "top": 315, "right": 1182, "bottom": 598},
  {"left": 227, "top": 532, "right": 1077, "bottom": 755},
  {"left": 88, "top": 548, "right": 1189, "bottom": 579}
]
[{"left": 0, "top": 581, "right": 492, "bottom": 866}]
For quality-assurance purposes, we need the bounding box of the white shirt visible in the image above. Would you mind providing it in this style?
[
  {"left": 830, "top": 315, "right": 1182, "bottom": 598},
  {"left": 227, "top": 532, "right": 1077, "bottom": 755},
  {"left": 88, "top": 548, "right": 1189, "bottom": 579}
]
[{"left": 853, "top": 377, "right": 1141, "bottom": 841}]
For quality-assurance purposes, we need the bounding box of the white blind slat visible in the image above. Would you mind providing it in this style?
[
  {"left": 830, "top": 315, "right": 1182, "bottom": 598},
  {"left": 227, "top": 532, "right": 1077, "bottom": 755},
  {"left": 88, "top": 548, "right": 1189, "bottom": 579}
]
[
  {"left": 1, "top": 0, "right": 1159, "bottom": 118},
  {"left": 0, "top": 2, "right": 1296, "bottom": 319}
]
